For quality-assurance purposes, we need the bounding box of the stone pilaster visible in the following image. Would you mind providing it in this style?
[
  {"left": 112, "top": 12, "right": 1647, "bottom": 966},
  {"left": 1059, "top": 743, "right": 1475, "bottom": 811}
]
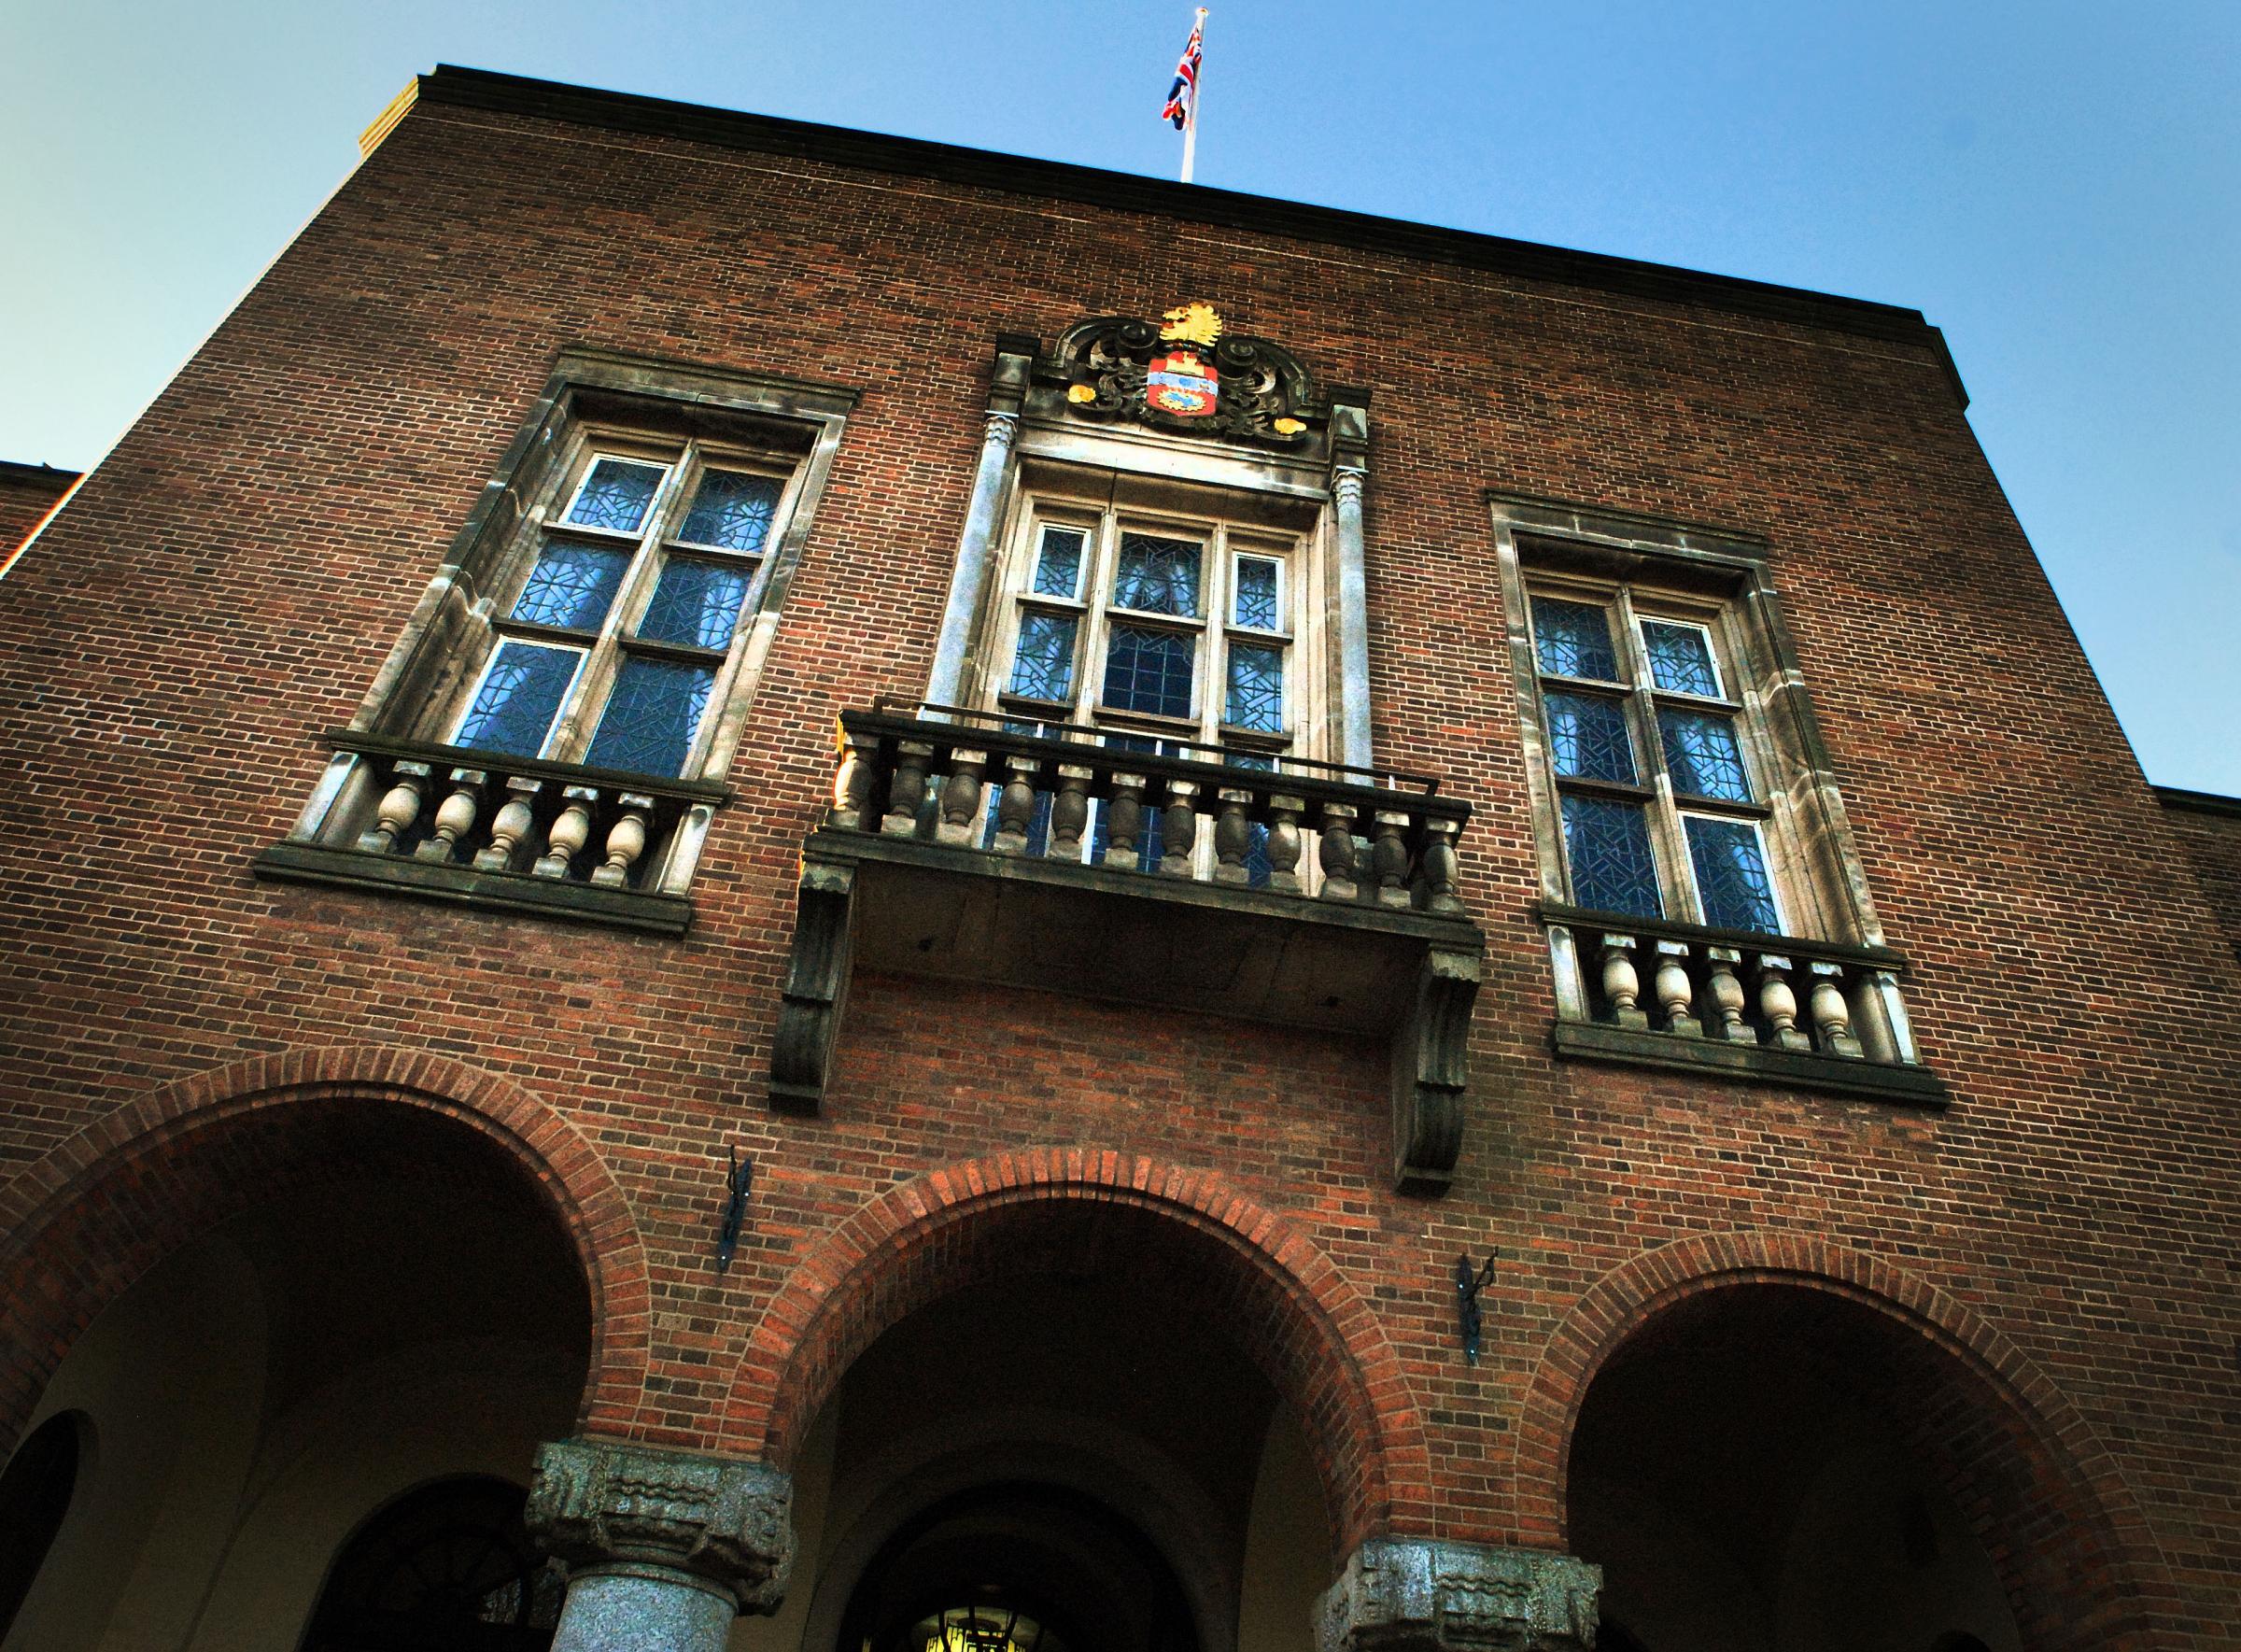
[
  {"left": 1317, "top": 1539, "right": 1600, "bottom": 1652},
  {"left": 528, "top": 1437, "right": 795, "bottom": 1652}
]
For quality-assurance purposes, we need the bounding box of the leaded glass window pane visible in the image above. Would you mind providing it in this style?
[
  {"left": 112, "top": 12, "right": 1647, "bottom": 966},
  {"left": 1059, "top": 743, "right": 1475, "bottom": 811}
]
[
  {"left": 512, "top": 542, "right": 627, "bottom": 630},
  {"left": 1111, "top": 533, "right": 1202, "bottom": 616},
  {"left": 1033, "top": 528, "right": 1087, "bottom": 598},
  {"left": 1659, "top": 709, "right": 1753, "bottom": 801},
  {"left": 584, "top": 657, "right": 715, "bottom": 776},
  {"left": 454, "top": 641, "right": 580, "bottom": 757},
  {"left": 565, "top": 458, "right": 666, "bottom": 533},
  {"left": 1642, "top": 620, "right": 1722, "bottom": 697},
  {"left": 1560, "top": 794, "right": 1663, "bottom": 918},
  {"left": 1008, "top": 612, "right": 1078, "bottom": 701},
  {"left": 1223, "top": 642, "right": 1284, "bottom": 733},
  {"left": 1234, "top": 558, "right": 1281, "bottom": 629},
  {"left": 678, "top": 469, "right": 780, "bottom": 552},
  {"left": 1686, "top": 817, "right": 1781, "bottom": 933},
  {"left": 1532, "top": 597, "right": 1620, "bottom": 682},
  {"left": 639, "top": 560, "right": 753, "bottom": 650},
  {"left": 1544, "top": 690, "right": 1638, "bottom": 784},
  {"left": 1103, "top": 625, "right": 1195, "bottom": 718}
]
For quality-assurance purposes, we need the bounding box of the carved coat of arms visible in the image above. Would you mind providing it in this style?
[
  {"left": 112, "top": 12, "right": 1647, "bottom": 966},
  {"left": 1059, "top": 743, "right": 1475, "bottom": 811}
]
[{"left": 1043, "top": 301, "right": 1324, "bottom": 446}]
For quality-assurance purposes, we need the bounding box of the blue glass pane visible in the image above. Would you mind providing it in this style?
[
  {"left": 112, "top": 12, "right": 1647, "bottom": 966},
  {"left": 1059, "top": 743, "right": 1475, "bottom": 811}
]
[
  {"left": 1687, "top": 817, "right": 1781, "bottom": 933},
  {"left": 1533, "top": 597, "right": 1620, "bottom": 682},
  {"left": 512, "top": 542, "right": 627, "bottom": 630},
  {"left": 1224, "top": 642, "right": 1284, "bottom": 732},
  {"left": 1659, "top": 709, "right": 1753, "bottom": 801},
  {"left": 1104, "top": 625, "right": 1195, "bottom": 718},
  {"left": 1544, "top": 689, "right": 1637, "bottom": 783},
  {"left": 1112, "top": 533, "right": 1202, "bottom": 616},
  {"left": 639, "top": 560, "right": 752, "bottom": 649},
  {"left": 566, "top": 458, "right": 665, "bottom": 533},
  {"left": 584, "top": 657, "right": 715, "bottom": 776},
  {"left": 1234, "top": 558, "right": 1280, "bottom": 629},
  {"left": 1642, "top": 620, "right": 1722, "bottom": 697},
  {"left": 1561, "top": 794, "right": 1662, "bottom": 917},
  {"left": 1033, "top": 528, "right": 1086, "bottom": 598},
  {"left": 1008, "top": 611, "right": 1078, "bottom": 701},
  {"left": 679, "top": 470, "right": 779, "bottom": 552},
  {"left": 454, "top": 641, "right": 578, "bottom": 757}
]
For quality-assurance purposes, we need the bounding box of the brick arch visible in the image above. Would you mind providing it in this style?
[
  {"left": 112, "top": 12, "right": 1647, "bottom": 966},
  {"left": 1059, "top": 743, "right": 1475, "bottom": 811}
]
[
  {"left": 0, "top": 1047, "right": 652, "bottom": 1452},
  {"left": 726, "top": 1150, "right": 1432, "bottom": 1553},
  {"left": 1517, "top": 1233, "right": 2181, "bottom": 1651}
]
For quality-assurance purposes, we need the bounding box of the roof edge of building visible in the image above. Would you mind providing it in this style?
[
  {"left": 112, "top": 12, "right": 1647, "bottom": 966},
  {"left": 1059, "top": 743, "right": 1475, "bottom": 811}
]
[
  {"left": 409, "top": 64, "right": 1968, "bottom": 409},
  {"left": 0, "top": 460, "right": 81, "bottom": 486},
  {"left": 2154, "top": 784, "right": 2241, "bottom": 819}
]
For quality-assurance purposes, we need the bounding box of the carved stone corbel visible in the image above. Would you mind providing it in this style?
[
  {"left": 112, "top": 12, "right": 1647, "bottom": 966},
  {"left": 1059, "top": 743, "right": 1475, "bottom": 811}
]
[
  {"left": 1317, "top": 1538, "right": 1600, "bottom": 1652},
  {"left": 1391, "top": 944, "right": 1481, "bottom": 1194},
  {"left": 769, "top": 855, "right": 855, "bottom": 1114}
]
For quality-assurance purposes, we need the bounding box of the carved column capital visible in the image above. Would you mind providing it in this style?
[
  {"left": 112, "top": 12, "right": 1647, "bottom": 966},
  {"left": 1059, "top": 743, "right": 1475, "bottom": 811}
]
[
  {"left": 527, "top": 1438, "right": 795, "bottom": 1616},
  {"left": 1318, "top": 1539, "right": 1600, "bottom": 1652},
  {"left": 1332, "top": 464, "right": 1367, "bottom": 507},
  {"left": 983, "top": 409, "right": 1021, "bottom": 450}
]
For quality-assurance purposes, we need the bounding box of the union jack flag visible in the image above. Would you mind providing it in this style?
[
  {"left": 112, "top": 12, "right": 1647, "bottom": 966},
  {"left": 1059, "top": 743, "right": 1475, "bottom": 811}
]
[{"left": 1162, "top": 11, "right": 1205, "bottom": 130}]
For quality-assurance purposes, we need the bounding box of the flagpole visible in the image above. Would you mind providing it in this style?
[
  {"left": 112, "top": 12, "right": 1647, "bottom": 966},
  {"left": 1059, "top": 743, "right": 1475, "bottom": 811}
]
[{"left": 1180, "top": 7, "right": 1205, "bottom": 184}]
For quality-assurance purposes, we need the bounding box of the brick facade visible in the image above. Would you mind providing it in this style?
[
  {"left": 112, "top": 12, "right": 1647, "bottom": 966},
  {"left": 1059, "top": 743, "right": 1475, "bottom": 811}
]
[{"left": 0, "top": 67, "right": 2234, "bottom": 1646}]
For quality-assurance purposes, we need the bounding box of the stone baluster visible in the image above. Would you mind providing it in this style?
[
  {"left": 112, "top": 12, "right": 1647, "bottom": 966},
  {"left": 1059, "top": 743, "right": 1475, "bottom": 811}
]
[
  {"left": 355, "top": 759, "right": 430, "bottom": 854},
  {"left": 414, "top": 768, "right": 486, "bottom": 862},
  {"left": 1050, "top": 764, "right": 1093, "bottom": 861},
  {"left": 1599, "top": 934, "right": 1648, "bottom": 1029},
  {"left": 1264, "top": 794, "right": 1305, "bottom": 894},
  {"left": 881, "top": 741, "right": 935, "bottom": 837},
  {"left": 1755, "top": 954, "right": 1811, "bottom": 1050},
  {"left": 1370, "top": 811, "right": 1413, "bottom": 909},
  {"left": 534, "top": 785, "right": 599, "bottom": 880},
  {"left": 591, "top": 793, "right": 655, "bottom": 888},
  {"left": 1318, "top": 803, "right": 1360, "bottom": 902},
  {"left": 1415, "top": 816, "right": 1462, "bottom": 914},
  {"left": 1159, "top": 780, "right": 1200, "bottom": 878},
  {"left": 1700, "top": 945, "right": 1755, "bottom": 1041},
  {"left": 1808, "top": 960, "right": 1865, "bottom": 1057},
  {"left": 1103, "top": 770, "right": 1147, "bottom": 868},
  {"left": 936, "top": 748, "right": 988, "bottom": 846},
  {"left": 828, "top": 732, "right": 875, "bottom": 831},
  {"left": 1654, "top": 939, "right": 1701, "bottom": 1036},
  {"left": 474, "top": 776, "right": 543, "bottom": 871},
  {"left": 992, "top": 755, "right": 1040, "bottom": 854},
  {"left": 1212, "top": 788, "right": 1255, "bottom": 884}
]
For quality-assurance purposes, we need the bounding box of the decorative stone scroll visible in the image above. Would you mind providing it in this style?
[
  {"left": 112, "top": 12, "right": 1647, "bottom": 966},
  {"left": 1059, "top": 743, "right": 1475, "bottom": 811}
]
[
  {"left": 1318, "top": 1539, "right": 1600, "bottom": 1652},
  {"left": 1040, "top": 304, "right": 1328, "bottom": 446}
]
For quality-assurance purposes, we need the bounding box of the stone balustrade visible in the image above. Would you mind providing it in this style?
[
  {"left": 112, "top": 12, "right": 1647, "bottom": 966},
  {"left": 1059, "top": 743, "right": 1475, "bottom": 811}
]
[{"left": 828, "top": 702, "right": 1473, "bottom": 915}]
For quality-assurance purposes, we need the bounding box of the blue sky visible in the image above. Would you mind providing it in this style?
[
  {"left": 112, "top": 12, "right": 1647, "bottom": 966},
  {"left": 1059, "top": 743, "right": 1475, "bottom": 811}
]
[{"left": 4, "top": 1, "right": 2234, "bottom": 790}]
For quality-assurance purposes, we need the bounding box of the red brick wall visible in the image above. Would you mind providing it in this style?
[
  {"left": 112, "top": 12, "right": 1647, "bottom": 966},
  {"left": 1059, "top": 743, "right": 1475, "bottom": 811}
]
[
  {"left": 2161, "top": 791, "right": 2241, "bottom": 962},
  {"left": 0, "top": 82, "right": 2233, "bottom": 1642}
]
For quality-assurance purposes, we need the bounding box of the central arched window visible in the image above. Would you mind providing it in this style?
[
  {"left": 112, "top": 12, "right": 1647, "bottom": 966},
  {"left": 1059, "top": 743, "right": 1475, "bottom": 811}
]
[{"left": 300, "top": 1476, "right": 560, "bottom": 1652}]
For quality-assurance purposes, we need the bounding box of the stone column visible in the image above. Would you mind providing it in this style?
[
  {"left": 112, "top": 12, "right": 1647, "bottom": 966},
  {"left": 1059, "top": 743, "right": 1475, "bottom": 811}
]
[
  {"left": 923, "top": 336, "right": 1036, "bottom": 711},
  {"left": 528, "top": 1437, "right": 794, "bottom": 1652},
  {"left": 1318, "top": 1539, "right": 1600, "bottom": 1652}
]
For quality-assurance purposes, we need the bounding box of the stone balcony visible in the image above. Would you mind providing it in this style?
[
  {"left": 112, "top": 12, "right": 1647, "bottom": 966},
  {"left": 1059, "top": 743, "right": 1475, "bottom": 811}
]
[{"left": 774, "top": 703, "right": 1486, "bottom": 1193}]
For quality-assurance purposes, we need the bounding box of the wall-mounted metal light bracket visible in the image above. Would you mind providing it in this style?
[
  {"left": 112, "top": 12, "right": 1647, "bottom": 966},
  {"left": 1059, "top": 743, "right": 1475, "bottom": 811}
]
[
  {"left": 715, "top": 1146, "right": 754, "bottom": 1275},
  {"left": 1455, "top": 1253, "right": 1498, "bottom": 1365}
]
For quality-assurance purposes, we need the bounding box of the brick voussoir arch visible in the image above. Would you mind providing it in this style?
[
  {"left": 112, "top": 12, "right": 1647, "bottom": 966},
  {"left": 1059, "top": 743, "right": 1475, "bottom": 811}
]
[
  {"left": 729, "top": 1149, "right": 1432, "bottom": 1551},
  {"left": 1515, "top": 1231, "right": 2182, "bottom": 1645},
  {"left": 0, "top": 1046, "right": 653, "bottom": 1450}
]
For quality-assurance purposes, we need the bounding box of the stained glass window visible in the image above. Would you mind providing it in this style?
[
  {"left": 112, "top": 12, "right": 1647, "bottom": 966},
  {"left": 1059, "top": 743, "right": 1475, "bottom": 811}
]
[
  {"left": 1033, "top": 527, "right": 1086, "bottom": 598},
  {"left": 1686, "top": 817, "right": 1780, "bottom": 933},
  {"left": 1008, "top": 612, "right": 1078, "bottom": 701},
  {"left": 1659, "top": 709, "right": 1753, "bottom": 801},
  {"left": 584, "top": 657, "right": 715, "bottom": 777},
  {"left": 1224, "top": 642, "right": 1284, "bottom": 732},
  {"left": 1544, "top": 690, "right": 1638, "bottom": 784},
  {"left": 677, "top": 469, "right": 779, "bottom": 552},
  {"left": 1561, "top": 794, "right": 1663, "bottom": 918},
  {"left": 1642, "top": 620, "right": 1722, "bottom": 697},
  {"left": 454, "top": 642, "right": 580, "bottom": 757},
  {"left": 1112, "top": 533, "right": 1202, "bottom": 616},
  {"left": 1234, "top": 557, "right": 1281, "bottom": 629},
  {"left": 1104, "top": 625, "right": 1195, "bottom": 718},
  {"left": 639, "top": 560, "right": 752, "bottom": 650},
  {"left": 565, "top": 458, "right": 666, "bottom": 533},
  {"left": 512, "top": 543, "right": 627, "bottom": 631},
  {"left": 1533, "top": 597, "right": 1620, "bottom": 682}
]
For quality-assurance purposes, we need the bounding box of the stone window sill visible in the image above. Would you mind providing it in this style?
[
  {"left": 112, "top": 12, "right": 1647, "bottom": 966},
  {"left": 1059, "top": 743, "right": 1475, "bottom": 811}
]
[
  {"left": 1549, "top": 1019, "right": 1949, "bottom": 1106},
  {"left": 254, "top": 840, "right": 695, "bottom": 936}
]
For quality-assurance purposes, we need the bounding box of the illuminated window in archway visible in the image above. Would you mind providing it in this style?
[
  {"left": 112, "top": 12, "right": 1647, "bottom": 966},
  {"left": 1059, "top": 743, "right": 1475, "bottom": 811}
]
[
  {"left": 903, "top": 1599, "right": 1067, "bottom": 1652},
  {"left": 0, "top": 1412, "right": 82, "bottom": 1639},
  {"left": 300, "top": 1476, "right": 561, "bottom": 1652}
]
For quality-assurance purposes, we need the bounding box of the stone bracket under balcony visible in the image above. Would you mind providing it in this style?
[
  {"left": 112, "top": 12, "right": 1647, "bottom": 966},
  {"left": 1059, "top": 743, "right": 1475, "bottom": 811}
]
[{"left": 771, "top": 709, "right": 1490, "bottom": 1194}]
